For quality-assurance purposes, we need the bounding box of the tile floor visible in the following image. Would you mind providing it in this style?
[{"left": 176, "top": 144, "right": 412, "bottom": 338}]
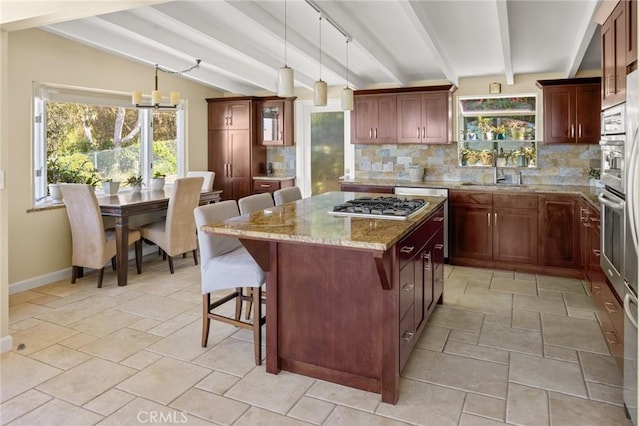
[{"left": 1, "top": 255, "right": 631, "bottom": 425}]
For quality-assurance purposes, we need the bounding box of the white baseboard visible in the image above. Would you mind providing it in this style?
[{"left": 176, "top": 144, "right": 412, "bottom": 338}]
[{"left": 1, "top": 335, "right": 13, "bottom": 353}]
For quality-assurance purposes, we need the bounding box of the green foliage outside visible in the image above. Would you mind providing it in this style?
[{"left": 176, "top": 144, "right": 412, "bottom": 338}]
[{"left": 310, "top": 112, "right": 344, "bottom": 195}]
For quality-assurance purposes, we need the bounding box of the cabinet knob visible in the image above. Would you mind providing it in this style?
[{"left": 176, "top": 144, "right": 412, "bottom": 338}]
[{"left": 401, "top": 331, "right": 414, "bottom": 342}]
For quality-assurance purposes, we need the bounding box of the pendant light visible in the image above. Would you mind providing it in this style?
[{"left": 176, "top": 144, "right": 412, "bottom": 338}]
[
  {"left": 314, "top": 15, "right": 327, "bottom": 106},
  {"left": 278, "top": 0, "right": 294, "bottom": 97},
  {"left": 132, "top": 60, "right": 200, "bottom": 109},
  {"left": 341, "top": 37, "right": 354, "bottom": 110}
]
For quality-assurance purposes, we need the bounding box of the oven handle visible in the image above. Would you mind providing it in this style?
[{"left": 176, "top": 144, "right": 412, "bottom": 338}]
[
  {"left": 626, "top": 127, "right": 638, "bottom": 252},
  {"left": 624, "top": 291, "right": 638, "bottom": 329},
  {"left": 598, "top": 192, "right": 625, "bottom": 211}
]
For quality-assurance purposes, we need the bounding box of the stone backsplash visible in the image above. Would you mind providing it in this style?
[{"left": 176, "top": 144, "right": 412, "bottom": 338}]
[
  {"left": 353, "top": 143, "right": 601, "bottom": 185},
  {"left": 266, "top": 146, "right": 297, "bottom": 177}
]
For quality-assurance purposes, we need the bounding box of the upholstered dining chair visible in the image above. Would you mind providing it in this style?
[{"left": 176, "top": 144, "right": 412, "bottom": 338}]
[
  {"left": 273, "top": 186, "right": 302, "bottom": 206},
  {"left": 186, "top": 171, "right": 215, "bottom": 192},
  {"left": 139, "top": 176, "right": 204, "bottom": 273},
  {"left": 60, "top": 184, "right": 142, "bottom": 288},
  {"left": 194, "top": 200, "right": 266, "bottom": 365},
  {"left": 238, "top": 192, "right": 274, "bottom": 215}
]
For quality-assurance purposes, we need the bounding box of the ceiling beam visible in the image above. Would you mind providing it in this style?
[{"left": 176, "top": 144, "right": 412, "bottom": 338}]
[
  {"left": 495, "top": 0, "right": 514, "bottom": 85},
  {"left": 564, "top": 0, "right": 600, "bottom": 78},
  {"left": 397, "top": 0, "right": 458, "bottom": 87}
]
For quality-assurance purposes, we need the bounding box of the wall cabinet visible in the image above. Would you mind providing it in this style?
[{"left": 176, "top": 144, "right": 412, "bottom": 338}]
[
  {"left": 397, "top": 91, "right": 452, "bottom": 144},
  {"left": 352, "top": 94, "right": 397, "bottom": 144},
  {"left": 538, "top": 194, "right": 582, "bottom": 269},
  {"left": 257, "top": 97, "right": 295, "bottom": 146},
  {"left": 536, "top": 78, "right": 601, "bottom": 144},
  {"left": 601, "top": 1, "right": 627, "bottom": 108},
  {"left": 627, "top": 0, "right": 638, "bottom": 66}
]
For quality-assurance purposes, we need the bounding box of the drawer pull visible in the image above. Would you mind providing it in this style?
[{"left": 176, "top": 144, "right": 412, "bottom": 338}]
[
  {"left": 435, "top": 244, "right": 444, "bottom": 250},
  {"left": 604, "top": 331, "right": 619, "bottom": 345},
  {"left": 604, "top": 302, "right": 619, "bottom": 314},
  {"left": 433, "top": 217, "right": 444, "bottom": 222},
  {"left": 400, "top": 246, "right": 414, "bottom": 254},
  {"left": 260, "top": 184, "right": 271, "bottom": 188},
  {"left": 593, "top": 249, "right": 601, "bottom": 257},
  {"left": 402, "top": 283, "right": 415, "bottom": 292},
  {"left": 401, "top": 331, "right": 414, "bottom": 342}
]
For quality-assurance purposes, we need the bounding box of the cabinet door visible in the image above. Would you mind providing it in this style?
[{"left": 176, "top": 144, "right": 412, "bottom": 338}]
[
  {"left": 352, "top": 96, "right": 377, "bottom": 143},
  {"left": 575, "top": 84, "right": 601, "bottom": 144},
  {"left": 450, "top": 205, "right": 493, "bottom": 260},
  {"left": 259, "top": 101, "right": 284, "bottom": 145},
  {"left": 397, "top": 94, "right": 422, "bottom": 143},
  {"left": 208, "top": 103, "right": 230, "bottom": 130},
  {"left": 375, "top": 95, "right": 397, "bottom": 143},
  {"left": 538, "top": 195, "right": 581, "bottom": 269},
  {"left": 422, "top": 92, "right": 449, "bottom": 144},
  {"left": 228, "top": 130, "right": 251, "bottom": 180},
  {"left": 227, "top": 101, "right": 251, "bottom": 130},
  {"left": 493, "top": 207, "right": 538, "bottom": 264},
  {"left": 543, "top": 85, "right": 576, "bottom": 144},
  {"left": 208, "top": 130, "right": 229, "bottom": 195},
  {"left": 627, "top": 0, "right": 637, "bottom": 66},
  {"left": 602, "top": 2, "right": 626, "bottom": 108}
]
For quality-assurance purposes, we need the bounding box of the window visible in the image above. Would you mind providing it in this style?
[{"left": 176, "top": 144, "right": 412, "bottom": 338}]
[{"left": 33, "top": 82, "right": 185, "bottom": 203}]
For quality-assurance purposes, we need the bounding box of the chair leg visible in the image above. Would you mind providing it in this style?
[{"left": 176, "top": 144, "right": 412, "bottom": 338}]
[
  {"left": 245, "top": 288, "right": 253, "bottom": 320},
  {"left": 168, "top": 256, "right": 175, "bottom": 274},
  {"left": 202, "top": 293, "right": 211, "bottom": 347},
  {"left": 253, "top": 286, "right": 262, "bottom": 366},
  {"left": 183, "top": 253, "right": 187, "bottom": 258},
  {"left": 97, "top": 267, "right": 105, "bottom": 288},
  {"left": 135, "top": 240, "right": 142, "bottom": 274},
  {"left": 192, "top": 249, "right": 198, "bottom": 266},
  {"left": 71, "top": 266, "right": 78, "bottom": 284},
  {"left": 234, "top": 287, "right": 243, "bottom": 321},
  {"left": 111, "top": 256, "right": 117, "bottom": 271}
]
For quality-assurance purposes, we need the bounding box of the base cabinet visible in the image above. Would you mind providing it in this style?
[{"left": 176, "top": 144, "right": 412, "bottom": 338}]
[
  {"left": 538, "top": 195, "right": 581, "bottom": 269},
  {"left": 253, "top": 178, "right": 294, "bottom": 194}
]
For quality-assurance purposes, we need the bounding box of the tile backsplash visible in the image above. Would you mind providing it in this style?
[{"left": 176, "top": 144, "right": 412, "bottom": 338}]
[
  {"left": 266, "top": 146, "right": 296, "bottom": 176},
  {"left": 354, "top": 143, "right": 600, "bottom": 185}
]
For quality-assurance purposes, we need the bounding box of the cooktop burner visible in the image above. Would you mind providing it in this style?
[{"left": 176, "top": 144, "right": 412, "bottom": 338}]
[{"left": 329, "top": 196, "right": 429, "bottom": 220}]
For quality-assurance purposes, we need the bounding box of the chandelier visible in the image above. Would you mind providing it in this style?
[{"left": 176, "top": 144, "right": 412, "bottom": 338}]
[{"left": 132, "top": 59, "right": 201, "bottom": 109}]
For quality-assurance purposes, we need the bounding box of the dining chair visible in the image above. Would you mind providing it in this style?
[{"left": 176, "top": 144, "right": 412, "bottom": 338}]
[
  {"left": 273, "top": 186, "right": 302, "bottom": 206},
  {"left": 186, "top": 171, "right": 215, "bottom": 192},
  {"left": 60, "top": 183, "right": 142, "bottom": 288},
  {"left": 139, "top": 176, "right": 204, "bottom": 273},
  {"left": 194, "top": 200, "right": 266, "bottom": 365},
  {"left": 238, "top": 192, "right": 275, "bottom": 215}
]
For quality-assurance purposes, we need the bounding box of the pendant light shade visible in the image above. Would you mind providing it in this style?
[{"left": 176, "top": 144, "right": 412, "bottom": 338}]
[
  {"left": 313, "top": 15, "right": 327, "bottom": 106},
  {"left": 278, "top": 66, "right": 294, "bottom": 97},
  {"left": 341, "top": 87, "right": 354, "bottom": 110},
  {"left": 132, "top": 60, "right": 199, "bottom": 109}
]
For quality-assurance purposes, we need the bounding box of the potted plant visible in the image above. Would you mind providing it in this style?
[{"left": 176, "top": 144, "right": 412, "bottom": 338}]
[
  {"left": 125, "top": 175, "right": 144, "bottom": 193},
  {"left": 477, "top": 117, "right": 495, "bottom": 140},
  {"left": 47, "top": 156, "right": 101, "bottom": 201},
  {"left": 508, "top": 121, "right": 526, "bottom": 140},
  {"left": 150, "top": 171, "right": 166, "bottom": 191},
  {"left": 479, "top": 149, "right": 494, "bottom": 166},
  {"left": 101, "top": 178, "right": 121, "bottom": 196},
  {"left": 495, "top": 124, "right": 507, "bottom": 140}
]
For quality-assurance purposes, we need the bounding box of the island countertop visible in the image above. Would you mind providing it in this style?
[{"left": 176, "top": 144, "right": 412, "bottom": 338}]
[{"left": 201, "top": 191, "right": 446, "bottom": 252}]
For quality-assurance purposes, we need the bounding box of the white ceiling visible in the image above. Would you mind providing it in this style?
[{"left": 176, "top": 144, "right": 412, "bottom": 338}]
[{"left": 1, "top": 0, "right": 606, "bottom": 95}]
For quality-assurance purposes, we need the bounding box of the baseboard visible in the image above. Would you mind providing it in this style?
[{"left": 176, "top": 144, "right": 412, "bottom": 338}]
[{"left": 0, "top": 335, "right": 13, "bottom": 353}]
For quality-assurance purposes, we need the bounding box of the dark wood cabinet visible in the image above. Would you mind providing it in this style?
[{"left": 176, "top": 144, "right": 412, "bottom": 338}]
[
  {"left": 396, "top": 91, "right": 452, "bottom": 144},
  {"left": 493, "top": 194, "right": 538, "bottom": 265},
  {"left": 352, "top": 94, "right": 397, "bottom": 144},
  {"left": 257, "top": 97, "right": 295, "bottom": 146},
  {"left": 538, "top": 194, "right": 581, "bottom": 269},
  {"left": 537, "top": 78, "right": 601, "bottom": 144},
  {"left": 450, "top": 195, "right": 493, "bottom": 261},
  {"left": 207, "top": 98, "right": 265, "bottom": 201},
  {"left": 601, "top": 1, "right": 627, "bottom": 108},
  {"left": 253, "top": 177, "right": 294, "bottom": 194},
  {"left": 627, "top": 0, "right": 638, "bottom": 66}
]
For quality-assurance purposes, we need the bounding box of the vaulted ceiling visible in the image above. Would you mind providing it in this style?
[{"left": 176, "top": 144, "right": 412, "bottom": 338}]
[{"left": 1, "top": 0, "right": 604, "bottom": 95}]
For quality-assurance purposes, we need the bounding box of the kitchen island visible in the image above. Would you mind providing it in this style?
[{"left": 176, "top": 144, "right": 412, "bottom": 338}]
[{"left": 201, "top": 191, "right": 446, "bottom": 404}]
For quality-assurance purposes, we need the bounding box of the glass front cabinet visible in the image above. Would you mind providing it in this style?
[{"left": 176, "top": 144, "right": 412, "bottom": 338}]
[{"left": 457, "top": 95, "right": 538, "bottom": 168}]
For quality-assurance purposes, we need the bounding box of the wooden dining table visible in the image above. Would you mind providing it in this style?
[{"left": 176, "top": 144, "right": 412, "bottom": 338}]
[{"left": 97, "top": 188, "right": 222, "bottom": 286}]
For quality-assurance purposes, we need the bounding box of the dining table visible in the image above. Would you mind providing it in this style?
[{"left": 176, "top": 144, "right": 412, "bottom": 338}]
[{"left": 97, "top": 188, "right": 222, "bottom": 286}]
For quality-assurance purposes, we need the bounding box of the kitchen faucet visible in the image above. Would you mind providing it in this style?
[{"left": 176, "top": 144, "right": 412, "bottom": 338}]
[{"left": 493, "top": 149, "right": 506, "bottom": 184}]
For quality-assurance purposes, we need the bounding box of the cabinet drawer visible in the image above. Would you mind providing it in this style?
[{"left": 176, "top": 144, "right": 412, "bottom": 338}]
[
  {"left": 399, "top": 266, "right": 414, "bottom": 320},
  {"left": 253, "top": 180, "right": 280, "bottom": 192},
  {"left": 399, "top": 304, "right": 416, "bottom": 371},
  {"left": 450, "top": 191, "right": 493, "bottom": 206},
  {"left": 493, "top": 193, "right": 537, "bottom": 209},
  {"left": 399, "top": 214, "right": 441, "bottom": 268}
]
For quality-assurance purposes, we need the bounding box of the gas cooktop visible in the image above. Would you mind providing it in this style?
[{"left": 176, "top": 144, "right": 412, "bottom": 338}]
[{"left": 329, "top": 196, "right": 429, "bottom": 220}]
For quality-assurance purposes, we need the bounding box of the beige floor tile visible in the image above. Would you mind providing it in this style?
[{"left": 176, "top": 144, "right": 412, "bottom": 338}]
[
  {"left": 234, "top": 406, "right": 313, "bottom": 426},
  {"left": 8, "top": 302, "right": 53, "bottom": 324},
  {"left": 192, "top": 338, "right": 260, "bottom": 377},
  {"left": 8, "top": 317, "right": 44, "bottom": 333},
  {"left": 57, "top": 331, "right": 98, "bottom": 349},
  {"left": 306, "top": 380, "right": 380, "bottom": 412},
  {"left": 515, "top": 272, "right": 536, "bottom": 282},
  {"left": 34, "top": 295, "right": 123, "bottom": 326},
  {"left": 114, "top": 293, "right": 196, "bottom": 321},
  {"left": 116, "top": 357, "right": 210, "bottom": 405},
  {"left": 225, "top": 367, "right": 315, "bottom": 414},
  {"left": 0, "top": 389, "right": 52, "bottom": 424},
  {"left": 463, "top": 393, "right": 506, "bottom": 421},
  {"left": 444, "top": 340, "right": 510, "bottom": 364},
  {"left": 506, "top": 383, "right": 549, "bottom": 426},
  {"left": 543, "top": 345, "right": 579, "bottom": 363},
  {"left": 479, "top": 322, "right": 543, "bottom": 356},
  {"left": 459, "top": 412, "right": 506, "bottom": 425},
  {"left": 564, "top": 293, "right": 599, "bottom": 311},
  {"left": 541, "top": 313, "right": 610, "bottom": 354},
  {"left": 128, "top": 276, "right": 195, "bottom": 297},
  {"left": 509, "top": 352, "right": 587, "bottom": 398},
  {"left": 167, "top": 289, "right": 202, "bottom": 304},
  {"left": 586, "top": 382, "right": 624, "bottom": 406},
  {"left": 514, "top": 294, "right": 567, "bottom": 315},
  {"left": 147, "top": 312, "right": 199, "bottom": 337},
  {"left": 492, "top": 269, "right": 514, "bottom": 278},
  {"left": 491, "top": 276, "right": 537, "bottom": 295},
  {"left": 120, "top": 350, "right": 163, "bottom": 370},
  {"left": 377, "top": 378, "right": 465, "bottom": 425},
  {"left": 538, "top": 289, "right": 564, "bottom": 299},
  {"left": 9, "top": 290, "right": 50, "bottom": 306},
  {"left": 483, "top": 313, "right": 512, "bottom": 327},
  {"left": 579, "top": 351, "right": 623, "bottom": 386},
  {"left": 10, "top": 321, "right": 78, "bottom": 355},
  {"left": 448, "top": 329, "right": 480, "bottom": 344},
  {"left": 403, "top": 349, "right": 508, "bottom": 399},
  {"left": 0, "top": 352, "right": 62, "bottom": 403},
  {"left": 428, "top": 306, "right": 484, "bottom": 332},
  {"left": 325, "top": 405, "right": 408, "bottom": 426},
  {"left": 128, "top": 317, "right": 162, "bottom": 331},
  {"left": 195, "top": 371, "right": 241, "bottom": 395},
  {"left": 41, "top": 290, "right": 92, "bottom": 309},
  {"left": 512, "top": 310, "right": 541, "bottom": 331},
  {"left": 99, "top": 397, "right": 213, "bottom": 425},
  {"left": 36, "top": 358, "right": 135, "bottom": 405},
  {"left": 537, "top": 275, "right": 586, "bottom": 295},
  {"left": 69, "top": 308, "right": 143, "bottom": 337},
  {"left": 414, "top": 324, "right": 449, "bottom": 352},
  {"left": 79, "top": 328, "right": 161, "bottom": 362},
  {"left": 147, "top": 319, "right": 234, "bottom": 362},
  {"left": 83, "top": 388, "right": 136, "bottom": 416},
  {"left": 450, "top": 267, "right": 494, "bottom": 283},
  {"left": 288, "top": 396, "right": 335, "bottom": 425},
  {"left": 549, "top": 391, "right": 628, "bottom": 425},
  {"left": 445, "top": 291, "right": 513, "bottom": 316},
  {"left": 567, "top": 307, "right": 598, "bottom": 320},
  {"left": 29, "top": 344, "right": 91, "bottom": 370},
  {"left": 170, "top": 388, "right": 249, "bottom": 424},
  {"left": 7, "top": 398, "right": 103, "bottom": 426}
]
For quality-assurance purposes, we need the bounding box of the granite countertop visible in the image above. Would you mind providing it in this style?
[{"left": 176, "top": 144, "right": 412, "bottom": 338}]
[
  {"left": 341, "top": 179, "right": 603, "bottom": 211},
  {"left": 201, "top": 191, "right": 446, "bottom": 251},
  {"left": 253, "top": 175, "right": 296, "bottom": 181}
]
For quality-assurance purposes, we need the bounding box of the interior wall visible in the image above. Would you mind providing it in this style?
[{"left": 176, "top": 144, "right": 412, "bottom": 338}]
[
  {"left": 1, "top": 30, "right": 11, "bottom": 351},
  {"left": 6, "top": 28, "right": 222, "bottom": 286}
]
